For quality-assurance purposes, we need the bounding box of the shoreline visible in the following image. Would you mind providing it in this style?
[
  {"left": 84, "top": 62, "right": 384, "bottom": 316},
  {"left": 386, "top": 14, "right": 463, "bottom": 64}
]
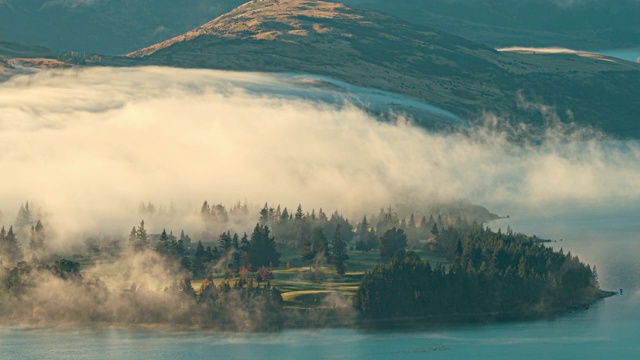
[
  {"left": 353, "top": 289, "right": 617, "bottom": 330},
  {"left": 0, "top": 290, "right": 616, "bottom": 332}
]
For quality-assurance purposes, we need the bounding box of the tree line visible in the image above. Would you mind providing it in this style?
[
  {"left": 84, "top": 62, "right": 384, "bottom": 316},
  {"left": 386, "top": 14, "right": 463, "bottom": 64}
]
[
  {"left": 355, "top": 222, "right": 603, "bottom": 320},
  {"left": 0, "top": 203, "right": 47, "bottom": 265}
]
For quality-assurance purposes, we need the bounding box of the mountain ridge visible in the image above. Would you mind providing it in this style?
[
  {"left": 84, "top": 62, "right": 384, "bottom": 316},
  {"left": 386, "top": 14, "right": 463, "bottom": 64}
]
[{"left": 127, "top": 0, "right": 640, "bottom": 137}]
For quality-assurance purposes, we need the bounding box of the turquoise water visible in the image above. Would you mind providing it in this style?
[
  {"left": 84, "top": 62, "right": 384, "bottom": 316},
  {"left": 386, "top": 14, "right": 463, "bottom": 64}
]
[
  {"left": 0, "top": 295, "right": 636, "bottom": 359},
  {"left": 597, "top": 48, "right": 640, "bottom": 62},
  {"left": 1, "top": 208, "right": 638, "bottom": 359}
]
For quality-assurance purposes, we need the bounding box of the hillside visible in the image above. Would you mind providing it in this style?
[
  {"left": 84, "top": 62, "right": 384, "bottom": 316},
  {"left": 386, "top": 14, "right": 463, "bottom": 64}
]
[
  {"left": 128, "top": 0, "right": 640, "bottom": 137},
  {"left": 340, "top": 0, "right": 640, "bottom": 50},
  {"left": 0, "top": 0, "right": 247, "bottom": 54},
  {"left": 2, "top": 1, "right": 638, "bottom": 56}
]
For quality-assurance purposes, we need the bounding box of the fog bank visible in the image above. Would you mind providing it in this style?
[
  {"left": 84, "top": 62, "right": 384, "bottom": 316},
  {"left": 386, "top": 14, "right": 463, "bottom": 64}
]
[{"left": 1, "top": 66, "right": 638, "bottom": 250}]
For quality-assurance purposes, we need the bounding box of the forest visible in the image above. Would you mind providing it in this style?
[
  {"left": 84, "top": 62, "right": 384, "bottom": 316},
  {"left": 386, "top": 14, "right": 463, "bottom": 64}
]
[
  {"left": 0, "top": 201, "right": 608, "bottom": 329},
  {"left": 356, "top": 224, "right": 605, "bottom": 321}
]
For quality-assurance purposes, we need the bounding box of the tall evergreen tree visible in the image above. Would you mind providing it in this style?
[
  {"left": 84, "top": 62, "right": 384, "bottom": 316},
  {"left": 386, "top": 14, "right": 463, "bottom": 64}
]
[
  {"left": 408, "top": 214, "right": 416, "bottom": 228},
  {"left": 379, "top": 227, "right": 407, "bottom": 260},
  {"left": 294, "top": 204, "right": 304, "bottom": 221},
  {"left": 302, "top": 227, "right": 328, "bottom": 266},
  {"left": 247, "top": 224, "right": 280, "bottom": 268},
  {"left": 331, "top": 224, "right": 349, "bottom": 275},
  {"left": 240, "top": 233, "right": 250, "bottom": 253},
  {"left": 128, "top": 220, "right": 149, "bottom": 252},
  {"left": 29, "top": 219, "right": 46, "bottom": 260},
  {"left": 259, "top": 203, "right": 270, "bottom": 225},
  {"left": 280, "top": 208, "right": 289, "bottom": 223},
  {"left": 156, "top": 229, "right": 171, "bottom": 255},
  {"left": 219, "top": 231, "right": 232, "bottom": 253},
  {"left": 358, "top": 216, "right": 369, "bottom": 241},
  {"left": 0, "top": 225, "right": 23, "bottom": 265},
  {"left": 193, "top": 241, "right": 207, "bottom": 278},
  {"left": 317, "top": 208, "right": 328, "bottom": 223},
  {"left": 15, "top": 202, "right": 32, "bottom": 229},
  {"left": 179, "top": 230, "right": 191, "bottom": 248},
  {"left": 431, "top": 223, "right": 440, "bottom": 237}
]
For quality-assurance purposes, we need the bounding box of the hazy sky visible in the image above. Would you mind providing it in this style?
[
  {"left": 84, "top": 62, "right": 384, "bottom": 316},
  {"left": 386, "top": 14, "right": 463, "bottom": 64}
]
[{"left": 1, "top": 66, "right": 638, "bottom": 250}]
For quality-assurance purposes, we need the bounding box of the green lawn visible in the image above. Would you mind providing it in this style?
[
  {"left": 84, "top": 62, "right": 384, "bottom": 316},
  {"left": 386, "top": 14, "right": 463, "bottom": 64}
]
[{"left": 193, "top": 249, "right": 449, "bottom": 308}]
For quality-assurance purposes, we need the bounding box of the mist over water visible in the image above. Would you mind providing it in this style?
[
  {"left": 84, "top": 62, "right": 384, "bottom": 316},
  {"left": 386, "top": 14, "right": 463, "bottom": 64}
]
[{"left": 1, "top": 66, "right": 639, "bottom": 252}]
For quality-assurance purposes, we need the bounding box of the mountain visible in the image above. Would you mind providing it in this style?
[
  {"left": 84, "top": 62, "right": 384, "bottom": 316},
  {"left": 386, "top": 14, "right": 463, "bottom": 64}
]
[
  {"left": 2, "top": 1, "right": 638, "bottom": 55},
  {"left": 128, "top": 0, "right": 640, "bottom": 137},
  {"left": 339, "top": 0, "right": 640, "bottom": 50},
  {"left": 0, "top": 0, "right": 247, "bottom": 54},
  {"left": 0, "top": 40, "right": 69, "bottom": 80},
  {"left": 0, "top": 40, "right": 138, "bottom": 80}
]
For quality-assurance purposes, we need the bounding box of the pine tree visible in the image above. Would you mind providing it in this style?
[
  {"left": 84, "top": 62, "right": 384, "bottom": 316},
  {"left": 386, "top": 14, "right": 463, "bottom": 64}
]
[
  {"left": 179, "top": 230, "right": 191, "bottom": 248},
  {"left": 29, "top": 219, "right": 46, "bottom": 260},
  {"left": 295, "top": 204, "right": 304, "bottom": 221},
  {"left": 156, "top": 229, "right": 170, "bottom": 255},
  {"left": 259, "top": 203, "right": 270, "bottom": 225},
  {"left": 219, "top": 231, "right": 232, "bottom": 253},
  {"left": 358, "top": 216, "right": 369, "bottom": 241},
  {"left": 365, "top": 229, "right": 379, "bottom": 251},
  {"left": 15, "top": 202, "right": 32, "bottom": 229},
  {"left": 240, "top": 233, "right": 250, "bottom": 253},
  {"left": 201, "top": 201, "right": 211, "bottom": 218},
  {"left": 431, "top": 223, "right": 440, "bottom": 237},
  {"left": 193, "top": 241, "right": 207, "bottom": 278},
  {"left": 302, "top": 227, "right": 328, "bottom": 267},
  {"left": 0, "top": 225, "right": 23, "bottom": 265},
  {"left": 247, "top": 224, "right": 280, "bottom": 268},
  {"left": 317, "top": 208, "right": 328, "bottom": 223},
  {"left": 280, "top": 208, "right": 289, "bottom": 223},
  {"left": 331, "top": 224, "right": 349, "bottom": 275},
  {"left": 128, "top": 220, "right": 149, "bottom": 252},
  {"left": 408, "top": 214, "right": 416, "bottom": 229},
  {"left": 379, "top": 227, "right": 407, "bottom": 260}
]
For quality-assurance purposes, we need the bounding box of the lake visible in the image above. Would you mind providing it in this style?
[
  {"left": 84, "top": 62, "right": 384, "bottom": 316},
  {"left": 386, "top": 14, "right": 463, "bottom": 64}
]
[
  {"left": 597, "top": 48, "right": 640, "bottom": 62},
  {"left": 1, "top": 205, "right": 638, "bottom": 359}
]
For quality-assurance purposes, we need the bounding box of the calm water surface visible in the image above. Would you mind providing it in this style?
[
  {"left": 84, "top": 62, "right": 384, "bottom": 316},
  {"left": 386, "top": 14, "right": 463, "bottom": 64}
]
[
  {"left": 1, "top": 208, "right": 638, "bottom": 359},
  {"left": 597, "top": 48, "right": 640, "bottom": 62}
]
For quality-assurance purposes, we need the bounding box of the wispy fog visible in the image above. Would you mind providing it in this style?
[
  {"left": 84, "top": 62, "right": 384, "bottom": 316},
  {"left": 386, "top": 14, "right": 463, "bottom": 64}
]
[{"left": 1, "top": 66, "right": 639, "bottom": 250}]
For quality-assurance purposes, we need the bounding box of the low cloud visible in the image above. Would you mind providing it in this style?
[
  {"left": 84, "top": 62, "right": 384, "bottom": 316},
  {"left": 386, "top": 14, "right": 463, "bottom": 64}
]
[{"left": 0, "top": 66, "right": 638, "bottom": 251}]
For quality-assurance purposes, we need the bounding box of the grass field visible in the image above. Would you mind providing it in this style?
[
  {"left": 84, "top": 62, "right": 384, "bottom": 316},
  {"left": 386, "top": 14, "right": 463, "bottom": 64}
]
[
  {"left": 73, "top": 243, "right": 449, "bottom": 309},
  {"left": 194, "top": 249, "right": 449, "bottom": 308}
]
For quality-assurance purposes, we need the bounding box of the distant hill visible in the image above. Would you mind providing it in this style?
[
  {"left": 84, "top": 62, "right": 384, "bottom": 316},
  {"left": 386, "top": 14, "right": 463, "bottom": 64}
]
[
  {"left": 0, "top": 0, "right": 247, "bottom": 54},
  {"left": 2, "top": 0, "right": 638, "bottom": 55},
  {"left": 0, "top": 40, "right": 66, "bottom": 79},
  {"left": 128, "top": 0, "right": 640, "bottom": 137},
  {"left": 0, "top": 40, "right": 137, "bottom": 79},
  {"left": 339, "top": 0, "right": 640, "bottom": 50}
]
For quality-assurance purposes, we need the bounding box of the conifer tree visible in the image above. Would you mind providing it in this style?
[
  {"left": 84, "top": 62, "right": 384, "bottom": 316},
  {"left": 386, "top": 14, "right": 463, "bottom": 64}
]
[
  {"left": 0, "top": 225, "right": 23, "bottom": 265},
  {"left": 29, "top": 219, "right": 46, "bottom": 260},
  {"left": 302, "top": 227, "right": 328, "bottom": 266},
  {"left": 331, "top": 224, "right": 349, "bottom": 275},
  {"left": 431, "top": 223, "right": 440, "bottom": 237},
  {"left": 380, "top": 227, "right": 407, "bottom": 260},
  {"left": 280, "top": 208, "right": 289, "bottom": 223},
  {"left": 219, "top": 231, "right": 232, "bottom": 252},
  {"left": 156, "top": 229, "right": 170, "bottom": 255},
  {"left": 15, "top": 202, "right": 32, "bottom": 229},
  {"left": 128, "top": 220, "right": 149, "bottom": 252},
  {"left": 247, "top": 224, "right": 280, "bottom": 268}
]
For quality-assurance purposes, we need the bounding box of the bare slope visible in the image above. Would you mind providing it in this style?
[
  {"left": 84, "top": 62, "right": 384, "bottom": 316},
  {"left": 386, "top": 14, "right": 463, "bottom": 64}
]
[{"left": 129, "top": 1, "right": 640, "bottom": 136}]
